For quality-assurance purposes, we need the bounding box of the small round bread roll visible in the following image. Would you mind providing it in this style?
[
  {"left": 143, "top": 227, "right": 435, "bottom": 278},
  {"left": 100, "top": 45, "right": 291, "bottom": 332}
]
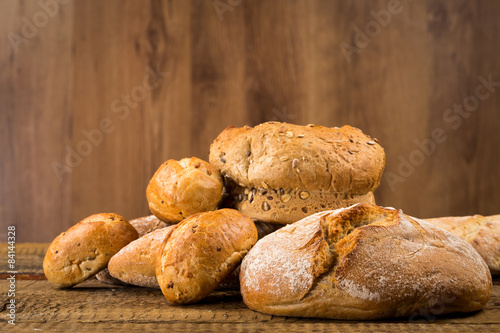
[
  {"left": 240, "top": 204, "right": 492, "bottom": 320},
  {"left": 146, "top": 157, "right": 224, "bottom": 222},
  {"left": 43, "top": 213, "right": 138, "bottom": 288},
  {"left": 156, "top": 209, "right": 258, "bottom": 304}
]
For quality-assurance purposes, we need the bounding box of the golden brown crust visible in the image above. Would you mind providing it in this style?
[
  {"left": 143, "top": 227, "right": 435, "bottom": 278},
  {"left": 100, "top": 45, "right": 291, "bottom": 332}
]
[
  {"left": 240, "top": 204, "right": 492, "bottom": 320},
  {"left": 146, "top": 157, "right": 224, "bottom": 222},
  {"left": 108, "top": 226, "right": 177, "bottom": 288},
  {"left": 156, "top": 209, "right": 258, "bottom": 304},
  {"left": 425, "top": 214, "right": 500, "bottom": 275},
  {"left": 43, "top": 213, "right": 138, "bottom": 288},
  {"left": 96, "top": 215, "right": 172, "bottom": 285},
  {"left": 209, "top": 122, "right": 385, "bottom": 223}
]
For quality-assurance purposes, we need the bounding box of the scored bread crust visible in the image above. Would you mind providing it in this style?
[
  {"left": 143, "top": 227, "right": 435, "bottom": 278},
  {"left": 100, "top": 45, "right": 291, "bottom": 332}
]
[
  {"left": 425, "top": 214, "right": 500, "bottom": 275},
  {"left": 239, "top": 204, "right": 492, "bottom": 320},
  {"left": 147, "top": 157, "right": 224, "bottom": 222},
  {"left": 209, "top": 122, "right": 385, "bottom": 224},
  {"left": 156, "top": 209, "right": 258, "bottom": 304},
  {"left": 43, "top": 213, "right": 138, "bottom": 288}
]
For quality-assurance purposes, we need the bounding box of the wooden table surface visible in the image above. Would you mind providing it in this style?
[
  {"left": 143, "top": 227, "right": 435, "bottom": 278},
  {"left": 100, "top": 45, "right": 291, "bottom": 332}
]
[{"left": 1, "top": 243, "right": 499, "bottom": 332}]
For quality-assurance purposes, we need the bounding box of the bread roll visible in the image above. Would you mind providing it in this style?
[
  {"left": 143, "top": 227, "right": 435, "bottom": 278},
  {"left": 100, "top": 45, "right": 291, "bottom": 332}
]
[
  {"left": 209, "top": 122, "right": 385, "bottom": 224},
  {"left": 156, "top": 209, "right": 257, "bottom": 304},
  {"left": 147, "top": 157, "right": 224, "bottom": 222},
  {"left": 96, "top": 214, "right": 172, "bottom": 285},
  {"left": 130, "top": 214, "right": 173, "bottom": 236},
  {"left": 101, "top": 219, "right": 279, "bottom": 289},
  {"left": 240, "top": 204, "right": 491, "bottom": 320},
  {"left": 43, "top": 213, "right": 138, "bottom": 288},
  {"left": 425, "top": 214, "right": 500, "bottom": 275},
  {"left": 108, "top": 226, "right": 177, "bottom": 288}
]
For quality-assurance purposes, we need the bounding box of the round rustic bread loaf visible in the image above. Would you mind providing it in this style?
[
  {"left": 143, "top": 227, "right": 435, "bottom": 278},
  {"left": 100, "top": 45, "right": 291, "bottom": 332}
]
[
  {"left": 43, "top": 213, "right": 138, "bottom": 288},
  {"left": 147, "top": 157, "right": 224, "bottom": 222},
  {"left": 209, "top": 122, "right": 385, "bottom": 224},
  {"left": 156, "top": 209, "right": 258, "bottom": 304},
  {"left": 239, "top": 204, "right": 492, "bottom": 320}
]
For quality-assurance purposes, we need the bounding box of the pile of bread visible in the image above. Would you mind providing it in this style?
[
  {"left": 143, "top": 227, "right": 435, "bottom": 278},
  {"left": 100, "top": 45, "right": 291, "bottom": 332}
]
[{"left": 43, "top": 122, "right": 498, "bottom": 320}]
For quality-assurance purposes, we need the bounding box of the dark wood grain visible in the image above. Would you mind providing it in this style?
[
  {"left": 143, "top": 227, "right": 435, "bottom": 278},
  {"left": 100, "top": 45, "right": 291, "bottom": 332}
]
[{"left": 1, "top": 0, "right": 499, "bottom": 241}]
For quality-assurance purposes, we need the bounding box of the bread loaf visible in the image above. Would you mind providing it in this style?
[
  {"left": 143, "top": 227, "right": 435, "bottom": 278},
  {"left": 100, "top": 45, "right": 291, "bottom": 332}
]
[
  {"left": 43, "top": 213, "right": 138, "bottom": 288},
  {"left": 240, "top": 204, "right": 491, "bottom": 319},
  {"left": 156, "top": 209, "right": 257, "bottom": 304},
  {"left": 209, "top": 122, "right": 385, "bottom": 224},
  {"left": 425, "top": 214, "right": 500, "bottom": 275},
  {"left": 147, "top": 157, "right": 224, "bottom": 222}
]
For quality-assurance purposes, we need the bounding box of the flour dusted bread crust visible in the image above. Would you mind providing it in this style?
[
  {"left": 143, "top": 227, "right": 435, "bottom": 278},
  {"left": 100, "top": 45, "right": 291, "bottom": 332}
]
[
  {"left": 130, "top": 215, "right": 173, "bottom": 237},
  {"left": 108, "top": 226, "right": 177, "bottom": 288},
  {"left": 240, "top": 204, "right": 492, "bottom": 320},
  {"left": 425, "top": 214, "right": 500, "bottom": 275},
  {"left": 209, "top": 122, "right": 385, "bottom": 224},
  {"left": 43, "top": 213, "right": 138, "bottom": 288},
  {"left": 156, "top": 209, "right": 258, "bottom": 304},
  {"left": 147, "top": 157, "right": 224, "bottom": 222}
]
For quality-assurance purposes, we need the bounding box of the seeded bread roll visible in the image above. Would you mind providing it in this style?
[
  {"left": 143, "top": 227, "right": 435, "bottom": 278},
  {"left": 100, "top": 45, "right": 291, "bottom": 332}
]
[
  {"left": 425, "top": 214, "right": 500, "bottom": 275},
  {"left": 209, "top": 122, "right": 385, "bottom": 224},
  {"left": 108, "top": 226, "right": 177, "bottom": 288},
  {"left": 156, "top": 209, "right": 258, "bottom": 304},
  {"left": 43, "top": 213, "right": 138, "bottom": 288},
  {"left": 240, "top": 204, "right": 492, "bottom": 320},
  {"left": 96, "top": 214, "right": 173, "bottom": 285},
  {"left": 147, "top": 157, "right": 224, "bottom": 222}
]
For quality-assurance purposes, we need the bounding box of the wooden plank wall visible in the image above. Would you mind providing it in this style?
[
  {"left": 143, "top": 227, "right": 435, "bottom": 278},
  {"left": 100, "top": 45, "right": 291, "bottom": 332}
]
[{"left": 1, "top": 0, "right": 499, "bottom": 242}]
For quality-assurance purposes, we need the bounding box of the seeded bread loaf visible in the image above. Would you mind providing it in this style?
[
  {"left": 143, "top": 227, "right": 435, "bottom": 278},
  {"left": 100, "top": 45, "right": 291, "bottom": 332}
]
[
  {"left": 43, "top": 213, "right": 138, "bottom": 288},
  {"left": 425, "top": 214, "right": 500, "bottom": 275},
  {"left": 209, "top": 122, "right": 385, "bottom": 224},
  {"left": 147, "top": 157, "right": 224, "bottom": 222},
  {"left": 240, "top": 204, "right": 492, "bottom": 320},
  {"left": 156, "top": 209, "right": 258, "bottom": 304}
]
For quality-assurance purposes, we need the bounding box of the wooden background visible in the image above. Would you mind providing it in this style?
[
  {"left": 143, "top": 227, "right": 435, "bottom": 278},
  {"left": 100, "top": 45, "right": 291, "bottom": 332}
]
[{"left": 1, "top": 0, "right": 499, "bottom": 242}]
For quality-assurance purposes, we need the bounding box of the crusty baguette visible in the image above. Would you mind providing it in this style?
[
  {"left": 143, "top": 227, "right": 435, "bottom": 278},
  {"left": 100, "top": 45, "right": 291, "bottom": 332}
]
[
  {"left": 240, "top": 204, "right": 492, "bottom": 320},
  {"left": 424, "top": 214, "right": 500, "bottom": 275}
]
